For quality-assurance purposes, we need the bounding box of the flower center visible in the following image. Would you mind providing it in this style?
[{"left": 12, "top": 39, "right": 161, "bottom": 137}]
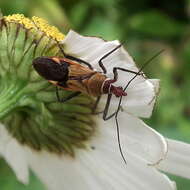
[{"left": 0, "top": 14, "right": 96, "bottom": 156}]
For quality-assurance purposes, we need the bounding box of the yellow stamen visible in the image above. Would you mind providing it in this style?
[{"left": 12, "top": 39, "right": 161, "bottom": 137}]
[{"left": 4, "top": 14, "right": 65, "bottom": 41}]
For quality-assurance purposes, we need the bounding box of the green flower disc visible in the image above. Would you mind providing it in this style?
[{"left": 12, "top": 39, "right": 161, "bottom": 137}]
[{"left": 0, "top": 14, "right": 96, "bottom": 156}]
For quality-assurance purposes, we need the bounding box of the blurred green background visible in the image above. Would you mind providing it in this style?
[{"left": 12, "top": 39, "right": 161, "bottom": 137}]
[{"left": 0, "top": 0, "right": 190, "bottom": 189}]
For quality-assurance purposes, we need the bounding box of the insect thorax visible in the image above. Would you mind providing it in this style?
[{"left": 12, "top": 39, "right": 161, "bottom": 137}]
[
  {"left": 66, "top": 65, "right": 107, "bottom": 97},
  {"left": 84, "top": 72, "right": 107, "bottom": 96}
]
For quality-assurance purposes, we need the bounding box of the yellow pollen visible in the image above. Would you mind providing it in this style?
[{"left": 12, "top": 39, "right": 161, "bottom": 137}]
[{"left": 4, "top": 14, "right": 65, "bottom": 41}]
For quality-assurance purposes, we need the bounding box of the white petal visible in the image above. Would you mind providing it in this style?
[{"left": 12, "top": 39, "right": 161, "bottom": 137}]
[
  {"left": 63, "top": 30, "right": 156, "bottom": 118},
  {"left": 23, "top": 120, "right": 175, "bottom": 190},
  {"left": 149, "top": 79, "right": 160, "bottom": 93},
  {"left": 87, "top": 128, "right": 176, "bottom": 190},
  {"left": 0, "top": 124, "right": 29, "bottom": 184},
  {"left": 123, "top": 79, "right": 160, "bottom": 118},
  {"left": 24, "top": 148, "right": 109, "bottom": 190},
  {"left": 62, "top": 30, "right": 137, "bottom": 74},
  {"left": 97, "top": 112, "right": 167, "bottom": 165},
  {"left": 157, "top": 139, "right": 190, "bottom": 179},
  {"left": 62, "top": 30, "right": 121, "bottom": 71}
]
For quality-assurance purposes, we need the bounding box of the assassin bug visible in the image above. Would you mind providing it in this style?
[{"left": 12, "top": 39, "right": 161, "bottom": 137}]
[
  {"left": 33, "top": 42, "right": 163, "bottom": 164},
  {"left": 33, "top": 44, "right": 143, "bottom": 120}
]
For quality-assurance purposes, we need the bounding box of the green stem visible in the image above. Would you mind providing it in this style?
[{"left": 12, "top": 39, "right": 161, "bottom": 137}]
[{"left": 0, "top": 78, "right": 26, "bottom": 120}]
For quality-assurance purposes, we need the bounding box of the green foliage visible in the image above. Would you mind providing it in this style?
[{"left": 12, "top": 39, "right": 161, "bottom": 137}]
[
  {"left": 0, "top": 159, "right": 45, "bottom": 190},
  {"left": 129, "top": 11, "right": 185, "bottom": 39}
]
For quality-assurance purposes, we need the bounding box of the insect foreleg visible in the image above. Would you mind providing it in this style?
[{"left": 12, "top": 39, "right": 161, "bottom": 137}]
[
  {"left": 92, "top": 96, "right": 101, "bottom": 114},
  {"left": 98, "top": 44, "right": 122, "bottom": 74},
  {"left": 103, "top": 93, "right": 118, "bottom": 120},
  {"left": 56, "top": 87, "right": 81, "bottom": 103},
  {"left": 113, "top": 67, "right": 144, "bottom": 81}
]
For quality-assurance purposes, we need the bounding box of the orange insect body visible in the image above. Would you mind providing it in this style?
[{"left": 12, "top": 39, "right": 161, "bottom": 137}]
[
  {"left": 33, "top": 56, "right": 127, "bottom": 98},
  {"left": 50, "top": 57, "right": 107, "bottom": 97}
]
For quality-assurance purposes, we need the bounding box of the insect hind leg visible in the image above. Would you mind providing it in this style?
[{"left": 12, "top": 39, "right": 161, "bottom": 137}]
[
  {"left": 57, "top": 43, "right": 93, "bottom": 70},
  {"left": 56, "top": 86, "right": 81, "bottom": 103},
  {"left": 66, "top": 55, "right": 94, "bottom": 70}
]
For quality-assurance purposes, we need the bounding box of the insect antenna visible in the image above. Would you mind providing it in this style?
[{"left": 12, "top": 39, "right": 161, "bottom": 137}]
[{"left": 115, "top": 49, "right": 165, "bottom": 165}]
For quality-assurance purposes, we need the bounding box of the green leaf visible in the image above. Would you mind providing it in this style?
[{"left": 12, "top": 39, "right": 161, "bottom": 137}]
[
  {"left": 82, "top": 15, "right": 122, "bottom": 40},
  {"left": 0, "top": 159, "right": 45, "bottom": 190},
  {"left": 129, "top": 10, "right": 185, "bottom": 39}
]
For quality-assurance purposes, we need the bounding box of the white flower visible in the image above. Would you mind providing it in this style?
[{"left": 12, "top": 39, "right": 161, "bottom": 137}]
[{"left": 0, "top": 30, "right": 190, "bottom": 190}]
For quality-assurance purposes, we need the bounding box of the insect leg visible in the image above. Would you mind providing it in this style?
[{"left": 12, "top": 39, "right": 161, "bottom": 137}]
[
  {"left": 102, "top": 66, "right": 142, "bottom": 120},
  {"left": 57, "top": 43, "right": 93, "bottom": 70},
  {"left": 113, "top": 67, "right": 144, "bottom": 81},
  {"left": 65, "top": 55, "right": 93, "bottom": 70},
  {"left": 103, "top": 93, "right": 119, "bottom": 120},
  {"left": 98, "top": 44, "right": 122, "bottom": 74},
  {"left": 56, "top": 86, "right": 81, "bottom": 103},
  {"left": 92, "top": 96, "right": 101, "bottom": 114}
]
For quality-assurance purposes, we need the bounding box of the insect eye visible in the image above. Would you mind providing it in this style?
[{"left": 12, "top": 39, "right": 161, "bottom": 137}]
[{"left": 33, "top": 57, "right": 69, "bottom": 81}]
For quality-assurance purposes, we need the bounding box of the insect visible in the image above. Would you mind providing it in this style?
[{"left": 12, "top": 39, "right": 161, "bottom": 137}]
[
  {"left": 33, "top": 42, "right": 163, "bottom": 164},
  {"left": 33, "top": 44, "right": 143, "bottom": 120}
]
